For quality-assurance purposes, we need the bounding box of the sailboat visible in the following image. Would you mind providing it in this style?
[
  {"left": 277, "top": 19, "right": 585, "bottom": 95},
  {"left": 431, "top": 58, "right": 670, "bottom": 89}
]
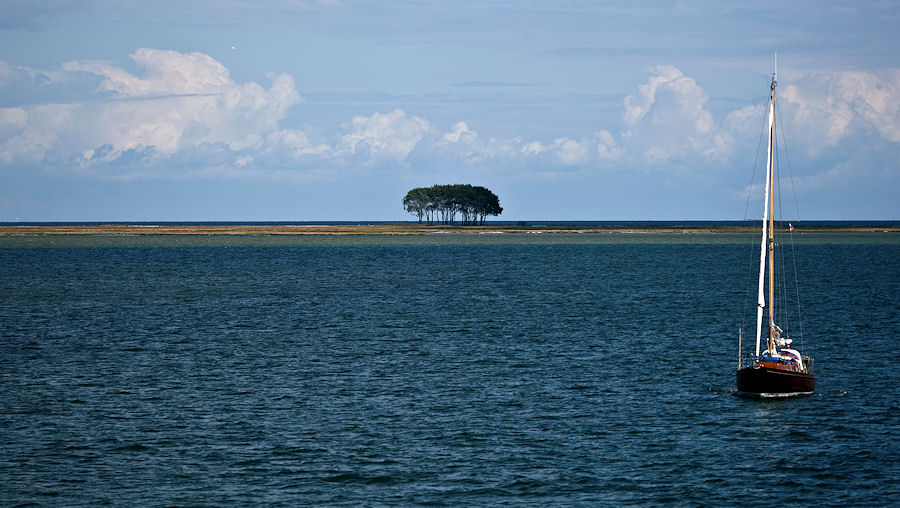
[{"left": 735, "top": 59, "right": 816, "bottom": 397}]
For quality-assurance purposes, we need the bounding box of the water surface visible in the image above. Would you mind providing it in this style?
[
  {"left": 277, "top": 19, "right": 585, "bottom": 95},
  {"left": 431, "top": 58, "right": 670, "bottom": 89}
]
[{"left": 1, "top": 233, "right": 897, "bottom": 505}]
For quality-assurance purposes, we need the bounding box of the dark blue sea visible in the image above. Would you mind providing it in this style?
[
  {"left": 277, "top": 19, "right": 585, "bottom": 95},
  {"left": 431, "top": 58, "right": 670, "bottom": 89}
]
[{"left": 1, "top": 232, "right": 898, "bottom": 505}]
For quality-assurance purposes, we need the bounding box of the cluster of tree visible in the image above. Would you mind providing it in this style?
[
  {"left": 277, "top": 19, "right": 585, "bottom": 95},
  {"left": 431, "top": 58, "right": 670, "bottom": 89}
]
[{"left": 403, "top": 184, "right": 502, "bottom": 225}]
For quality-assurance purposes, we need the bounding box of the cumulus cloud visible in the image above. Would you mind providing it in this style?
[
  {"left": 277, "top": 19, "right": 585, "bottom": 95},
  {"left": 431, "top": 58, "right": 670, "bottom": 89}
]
[
  {"left": 719, "top": 68, "right": 900, "bottom": 170},
  {"left": 622, "top": 65, "right": 731, "bottom": 163},
  {"left": 2, "top": 48, "right": 897, "bottom": 185},
  {"left": 440, "top": 121, "right": 477, "bottom": 145},
  {"left": 779, "top": 69, "right": 900, "bottom": 150},
  {"left": 69, "top": 49, "right": 300, "bottom": 158},
  {"left": 0, "top": 105, "right": 73, "bottom": 164},
  {"left": 1, "top": 48, "right": 303, "bottom": 172},
  {"left": 520, "top": 137, "right": 596, "bottom": 165},
  {"left": 0, "top": 51, "right": 755, "bottom": 180},
  {"left": 0, "top": 48, "right": 634, "bottom": 178},
  {"left": 339, "top": 109, "right": 432, "bottom": 160},
  {"left": 595, "top": 130, "right": 623, "bottom": 160},
  {"left": 64, "top": 49, "right": 236, "bottom": 97},
  {"left": 335, "top": 115, "right": 622, "bottom": 172},
  {"left": 265, "top": 129, "right": 330, "bottom": 158}
]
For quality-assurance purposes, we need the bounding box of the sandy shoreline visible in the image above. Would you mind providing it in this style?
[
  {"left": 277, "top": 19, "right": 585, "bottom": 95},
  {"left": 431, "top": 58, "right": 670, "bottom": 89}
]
[{"left": 1, "top": 223, "right": 896, "bottom": 236}]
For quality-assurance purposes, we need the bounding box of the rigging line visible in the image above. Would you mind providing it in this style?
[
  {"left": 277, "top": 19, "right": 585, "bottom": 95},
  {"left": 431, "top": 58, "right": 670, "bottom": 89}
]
[
  {"left": 742, "top": 102, "right": 770, "bottom": 222},
  {"left": 738, "top": 95, "right": 773, "bottom": 340},
  {"left": 773, "top": 114, "right": 789, "bottom": 337},
  {"left": 788, "top": 215, "right": 805, "bottom": 351},
  {"left": 775, "top": 93, "right": 806, "bottom": 350},
  {"left": 770, "top": 84, "right": 797, "bottom": 350},
  {"left": 775, "top": 95, "right": 803, "bottom": 225},
  {"left": 775, "top": 121, "right": 795, "bottom": 344}
]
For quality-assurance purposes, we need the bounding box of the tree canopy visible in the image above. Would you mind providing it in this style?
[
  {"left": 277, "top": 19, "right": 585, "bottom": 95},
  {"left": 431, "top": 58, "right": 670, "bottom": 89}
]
[{"left": 403, "top": 184, "right": 502, "bottom": 225}]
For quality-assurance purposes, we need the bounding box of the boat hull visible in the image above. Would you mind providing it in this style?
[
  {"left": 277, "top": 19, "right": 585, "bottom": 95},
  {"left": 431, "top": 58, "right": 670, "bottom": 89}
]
[{"left": 736, "top": 364, "right": 815, "bottom": 397}]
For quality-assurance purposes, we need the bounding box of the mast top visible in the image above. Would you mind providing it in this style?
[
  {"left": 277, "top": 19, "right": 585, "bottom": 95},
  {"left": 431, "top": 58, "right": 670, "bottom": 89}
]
[{"left": 772, "top": 52, "right": 777, "bottom": 90}]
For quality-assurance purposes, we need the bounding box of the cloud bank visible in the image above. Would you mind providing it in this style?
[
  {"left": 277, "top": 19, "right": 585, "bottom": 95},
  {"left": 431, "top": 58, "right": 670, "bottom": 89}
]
[{"left": 1, "top": 49, "right": 898, "bottom": 182}]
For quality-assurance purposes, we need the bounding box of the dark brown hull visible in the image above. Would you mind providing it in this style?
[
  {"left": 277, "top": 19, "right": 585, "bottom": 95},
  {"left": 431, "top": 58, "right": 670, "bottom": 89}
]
[{"left": 736, "top": 364, "right": 816, "bottom": 397}]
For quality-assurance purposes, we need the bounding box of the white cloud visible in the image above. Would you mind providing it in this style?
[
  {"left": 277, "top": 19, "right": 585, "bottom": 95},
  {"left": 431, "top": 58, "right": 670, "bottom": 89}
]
[
  {"left": 519, "top": 137, "right": 592, "bottom": 165},
  {"left": 0, "top": 51, "right": 745, "bottom": 179},
  {"left": 780, "top": 69, "right": 900, "bottom": 150},
  {"left": 0, "top": 105, "right": 70, "bottom": 164},
  {"left": 440, "top": 121, "right": 477, "bottom": 145},
  {"left": 719, "top": 68, "right": 900, "bottom": 166},
  {"left": 266, "top": 129, "right": 331, "bottom": 158},
  {"left": 1, "top": 48, "right": 630, "bottom": 178},
  {"left": 623, "top": 65, "right": 676, "bottom": 124},
  {"left": 480, "top": 136, "right": 525, "bottom": 161},
  {"left": 520, "top": 140, "right": 549, "bottom": 156},
  {"left": 622, "top": 65, "right": 731, "bottom": 163},
  {"left": 0, "top": 107, "right": 28, "bottom": 137},
  {"left": 3, "top": 47, "right": 897, "bottom": 188},
  {"left": 339, "top": 109, "right": 432, "bottom": 160},
  {"left": 723, "top": 103, "right": 764, "bottom": 137},
  {"left": 595, "top": 130, "right": 622, "bottom": 160},
  {"left": 64, "top": 48, "right": 235, "bottom": 97},
  {"left": 2, "top": 48, "right": 302, "bottom": 170},
  {"left": 556, "top": 138, "right": 590, "bottom": 165}
]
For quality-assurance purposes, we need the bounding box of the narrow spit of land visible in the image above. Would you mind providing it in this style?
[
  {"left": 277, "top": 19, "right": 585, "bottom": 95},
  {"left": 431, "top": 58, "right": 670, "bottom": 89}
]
[{"left": 0, "top": 223, "right": 896, "bottom": 236}]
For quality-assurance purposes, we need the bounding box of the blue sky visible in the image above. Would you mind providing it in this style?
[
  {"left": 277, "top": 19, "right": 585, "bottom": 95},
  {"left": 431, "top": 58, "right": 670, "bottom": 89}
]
[{"left": 1, "top": 1, "right": 898, "bottom": 221}]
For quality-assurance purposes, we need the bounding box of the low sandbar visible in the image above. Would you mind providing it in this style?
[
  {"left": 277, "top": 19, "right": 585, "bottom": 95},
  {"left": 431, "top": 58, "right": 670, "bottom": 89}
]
[{"left": 1, "top": 223, "right": 896, "bottom": 236}]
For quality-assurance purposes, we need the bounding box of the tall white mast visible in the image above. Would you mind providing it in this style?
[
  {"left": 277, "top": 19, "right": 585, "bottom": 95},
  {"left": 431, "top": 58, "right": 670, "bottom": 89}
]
[
  {"left": 766, "top": 67, "right": 777, "bottom": 354},
  {"left": 755, "top": 55, "right": 777, "bottom": 357}
]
